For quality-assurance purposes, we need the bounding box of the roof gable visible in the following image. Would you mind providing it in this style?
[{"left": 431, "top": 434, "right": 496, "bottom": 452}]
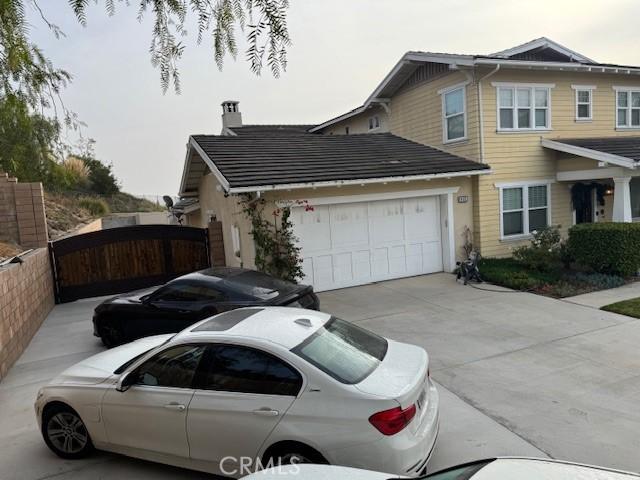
[{"left": 491, "top": 37, "right": 596, "bottom": 64}]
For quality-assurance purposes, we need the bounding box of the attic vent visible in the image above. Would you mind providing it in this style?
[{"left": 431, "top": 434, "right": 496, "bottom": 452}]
[{"left": 294, "top": 318, "right": 313, "bottom": 328}]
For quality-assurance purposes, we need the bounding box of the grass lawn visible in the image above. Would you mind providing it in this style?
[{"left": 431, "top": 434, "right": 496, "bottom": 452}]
[
  {"left": 602, "top": 298, "right": 640, "bottom": 318},
  {"left": 478, "top": 257, "right": 628, "bottom": 298}
]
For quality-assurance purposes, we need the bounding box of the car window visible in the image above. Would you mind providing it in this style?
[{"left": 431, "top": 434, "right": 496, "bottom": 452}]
[
  {"left": 153, "top": 282, "right": 227, "bottom": 302},
  {"left": 133, "top": 344, "right": 205, "bottom": 388},
  {"left": 200, "top": 345, "right": 302, "bottom": 396},
  {"left": 291, "top": 317, "right": 387, "bottom": 384}
]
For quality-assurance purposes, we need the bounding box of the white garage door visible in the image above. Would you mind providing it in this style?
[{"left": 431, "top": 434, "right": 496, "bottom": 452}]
[{"left": 291, "top": 196, "right": 443, "bottom": 292}]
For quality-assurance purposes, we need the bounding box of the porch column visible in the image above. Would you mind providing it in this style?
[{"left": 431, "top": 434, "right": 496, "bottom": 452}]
[{"left": 612, "top": 177, "right": 632, "bottom": 222}]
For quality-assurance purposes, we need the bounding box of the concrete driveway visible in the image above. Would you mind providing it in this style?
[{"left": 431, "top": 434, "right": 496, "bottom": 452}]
[{"left": 1, "top": 273, "right": 639, "bottom": 479}]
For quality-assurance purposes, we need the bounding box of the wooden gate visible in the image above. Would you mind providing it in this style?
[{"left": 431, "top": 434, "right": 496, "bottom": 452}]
[{"left": 49, "top": 225, "right": 210, "bottom": 303}]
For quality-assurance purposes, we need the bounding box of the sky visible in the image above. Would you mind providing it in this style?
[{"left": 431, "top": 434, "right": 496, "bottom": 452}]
[{"left": 29, "top": 0, "right": 640, "bottom": 196}]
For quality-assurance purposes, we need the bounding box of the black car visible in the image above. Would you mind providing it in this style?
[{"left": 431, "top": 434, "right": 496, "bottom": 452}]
[{"left": 92, "top": 267, "right": 320, "bottom": 347}]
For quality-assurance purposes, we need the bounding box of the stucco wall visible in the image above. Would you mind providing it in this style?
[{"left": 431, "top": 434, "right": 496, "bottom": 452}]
[
  {"left": 192, "top": 173, "right": 256, "bottom": 268},
  {"left": 0, "top": 249, "right": 55, "bottom": 379}
]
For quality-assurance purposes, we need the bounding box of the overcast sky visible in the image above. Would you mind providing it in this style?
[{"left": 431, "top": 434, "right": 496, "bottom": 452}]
[{"left": 30, "top": 0, "right": 640, "bottom": 196}]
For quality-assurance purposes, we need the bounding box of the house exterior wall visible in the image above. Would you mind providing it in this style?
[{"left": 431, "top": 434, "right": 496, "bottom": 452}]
[
  {"left": 190, "top": 172, "right": 255, "bottom": 268},
  {"left": 475, "top": 68, "right": 640, "bottom": 256},
  {"left": 321, "top": 106, "right": 389, "bottom": 135}
]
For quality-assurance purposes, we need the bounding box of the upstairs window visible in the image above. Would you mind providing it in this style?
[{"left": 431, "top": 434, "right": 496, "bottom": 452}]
[
  {"left": 368, "top": 116, "right": 380, "bottom": 130},
  {"left": 573, "top": 86, "right": 594, "bottom": 121},
  {"left": 495, "top": 84, "right": 552, "bottom": 131},
  {"left": 442, "top": 86, "right": 466, "bottom": 142},
  {"left": 615, "top": 88, "right": 640, "bottom": 128},
  {"left": 500, "top": 183, "right": 550, "bottom": 238}
]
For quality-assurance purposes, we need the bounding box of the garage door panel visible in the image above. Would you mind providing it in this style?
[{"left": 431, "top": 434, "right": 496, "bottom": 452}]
[
  {"left": 405, "top": 197, "right": 440, "bottom": 242},
  {"left": 293, "top": 194, "right": 445, "bottom": 292},
  {"left": 295, "top": 206, "right": 331, "bottom": 252},
  {"left": 330, "top": 204, "right": 369, "bottom": 248},
  {"left": 353, "top": 250, "right": 372, "bottom": 280},
  {"left": 389, "top": 245, "right": 407, "bottom": 275}
]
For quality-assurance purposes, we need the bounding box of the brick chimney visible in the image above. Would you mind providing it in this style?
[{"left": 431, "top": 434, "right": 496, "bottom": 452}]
[{"left": 221, "top": 100, "right": 242, "bottom": 130}]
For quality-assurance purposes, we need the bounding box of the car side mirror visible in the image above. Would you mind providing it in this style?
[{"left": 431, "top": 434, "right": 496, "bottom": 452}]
[{"left": 116, "top": 372, "right": 136, "bottom": 392}]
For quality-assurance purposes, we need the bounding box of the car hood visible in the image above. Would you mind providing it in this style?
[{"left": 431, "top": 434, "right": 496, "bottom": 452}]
[
  {"left": 51, "top": 335, "right": 173, "bottom": 385},
  {"left": 243, "top": 464, "right": 398, "bottom": 480}
]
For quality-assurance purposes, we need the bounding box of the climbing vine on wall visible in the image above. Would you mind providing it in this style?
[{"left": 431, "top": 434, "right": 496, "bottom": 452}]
[{"left": 239, "top": 194, "right": 313, "bottom": 283}]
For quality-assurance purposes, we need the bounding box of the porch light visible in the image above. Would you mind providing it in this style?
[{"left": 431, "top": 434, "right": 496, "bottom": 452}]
[{"left": 605, "top": 187, "right": 614, "bottom": 195}]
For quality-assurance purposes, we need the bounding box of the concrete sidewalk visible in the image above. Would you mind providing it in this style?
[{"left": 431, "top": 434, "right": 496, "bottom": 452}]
[{"left": 563, "top": 280, "right": 640, "bottom": 309}]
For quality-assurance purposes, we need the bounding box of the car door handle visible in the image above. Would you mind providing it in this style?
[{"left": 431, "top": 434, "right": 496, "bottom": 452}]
[
  {"left": 252, "top": 408, "right": 279, "bottom": 417},
  {"left": 164, "top": 402, "right": 186, "bottom": 411}
]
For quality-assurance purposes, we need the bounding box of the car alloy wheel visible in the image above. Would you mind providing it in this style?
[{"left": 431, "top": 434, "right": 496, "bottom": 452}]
[{"left": 46, "top": 411, "right": 89, "bottom": 455}]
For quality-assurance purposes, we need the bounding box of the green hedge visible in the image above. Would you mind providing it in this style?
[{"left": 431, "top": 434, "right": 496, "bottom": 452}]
[{"left": 567, "top": 223, "right": 640, "bottom": 276}]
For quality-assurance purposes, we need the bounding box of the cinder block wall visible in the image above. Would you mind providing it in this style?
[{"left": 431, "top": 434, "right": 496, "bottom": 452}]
[
  {"left": 0, "top": 249, "right": 55, "bottom": 379},
  {"left": 0, "top": 172, "right": 48, "bottom": 248}
]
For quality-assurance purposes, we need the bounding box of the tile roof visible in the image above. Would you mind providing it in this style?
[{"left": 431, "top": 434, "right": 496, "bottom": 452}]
[
  {"left": 191, "top": 132, "right": 489, "bottom": 190},
  {"left": 227, "top": 125, "right": 315, "bottom": 136},
  {"left": 553, "top": 136, "right": 640, "bottom": 162}
]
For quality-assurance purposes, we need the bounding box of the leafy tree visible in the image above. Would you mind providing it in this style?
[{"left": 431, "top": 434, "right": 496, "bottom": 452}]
[
  {"left": 68, "top": 0, "right": 291, "bottom": 92},
  {"left": 0, "top": 94, "right": 68, "bottom": 187}
]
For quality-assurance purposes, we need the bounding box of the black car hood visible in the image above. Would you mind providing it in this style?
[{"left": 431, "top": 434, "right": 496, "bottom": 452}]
[{"left": 99, "top": 287, "right": 157, "bottom": 307}]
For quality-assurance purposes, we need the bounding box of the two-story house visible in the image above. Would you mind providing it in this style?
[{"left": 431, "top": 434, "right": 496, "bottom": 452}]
[{"left": 179, "top": 37, "right": 640, "bottom": 292}]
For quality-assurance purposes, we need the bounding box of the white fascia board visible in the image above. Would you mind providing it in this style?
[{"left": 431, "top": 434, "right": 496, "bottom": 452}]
[
  {"left": 476, "top": 58, "right": 640, "bottom": 75},
  {"left": 403, "top": 52, "right": 475, "bottom": 66},
  {"left": 178, "top": 143, "right": 193, "bottom": 196},
  {"left": 308, "top": 105, "right": 366, "bottom": 133},
  {"left": 227, "top": 168, "right": 492, "bottom": 194},
  {"left": 363, "top": 56, "right": 412, "bottom": 107},
  {"left": 557, "top": 167, "right": 625, "bottom": 182},
  {"left": 491, "top": 37, "right": 596, "bottom": 64},
  {"left": 188, "top": 136, "right": 232, "bottom": 192},
  {"left": 541, "top": 138, "right": 637, "bottom": 169},
  {"left": 276, "top": 186, "right": 460, "bottom": 208}
]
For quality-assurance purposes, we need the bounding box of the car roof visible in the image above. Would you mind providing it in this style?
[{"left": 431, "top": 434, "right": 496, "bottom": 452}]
[
  {"left": 476, "top": 458, "right": 640, "bottom": 479},
  {"left": 172, "top": 307, "right": 332, "bottom": 349}
]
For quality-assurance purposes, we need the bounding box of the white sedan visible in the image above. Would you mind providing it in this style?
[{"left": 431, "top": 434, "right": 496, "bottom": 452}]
[
  {"left": 243, "top": 458, "right": 640, "bottom": 480},
  {"left": 35, "top": 307, "right": 439, "bottom": 477}
]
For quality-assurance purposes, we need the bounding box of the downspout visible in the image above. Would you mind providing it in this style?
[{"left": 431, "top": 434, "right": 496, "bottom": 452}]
[{"left": 477, "top": 64, "right": 500, "bottom": 163}]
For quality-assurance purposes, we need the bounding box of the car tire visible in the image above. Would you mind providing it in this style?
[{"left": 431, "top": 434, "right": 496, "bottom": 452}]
[
  {"left": 42, "top": 404, "right": 94, "bottom": 459},
  {"left": 266, "top": 444, "right": 328, "bottom": 467},
  {"left": 99, "top": 321, "right": 125, "bottom": 348}
]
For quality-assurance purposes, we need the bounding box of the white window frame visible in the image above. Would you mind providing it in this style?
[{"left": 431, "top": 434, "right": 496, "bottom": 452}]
[
  {"left": 497, "top": 180, "right": 553, "bottom": 240},
  {"left": 492, "top": 82, "right": 554, "bottom": 132},
  {"left": 572, "top": 85, "right": 595, "bottom": 122},
  {"left": 368, "top": 116, "right": 380, "bottom": 131},
  {"left": 613, "top": 86, "right": 640, "bottom": 129},
  {"left": 439, "top": 83, "right": 468, "bottom": 144}
]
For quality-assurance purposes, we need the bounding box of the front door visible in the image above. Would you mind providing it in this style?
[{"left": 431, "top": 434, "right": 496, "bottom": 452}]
[
  {"left": 102, "top": 344, "right": 206, "bottom": 458},
  {"left": 575, "top": 194, "right": 593, "bottom": 223},
  {"left": 187, "top": 344, "right": 302, "bottom": 474}
]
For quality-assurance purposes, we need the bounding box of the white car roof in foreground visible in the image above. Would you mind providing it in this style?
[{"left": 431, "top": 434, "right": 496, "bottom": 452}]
[
  {"left": 173, "top": 307, "right": 332, "bottom": 349},
  {"left": 475, "top": 458, "right": 640, "bottom": 479}
]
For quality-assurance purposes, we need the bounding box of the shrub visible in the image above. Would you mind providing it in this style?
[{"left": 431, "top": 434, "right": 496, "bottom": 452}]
[
  {"left": 567, "top": 223, "right": 640, "bottom": 276},
  {"left": 570, "top": 272, "right": 626, "bottom": 290},
  {"left": 512, "top": 226, "right": 563, "bottom": 271},
  {"left": 478, "top": 257, "right": 552, "bottom": 291},
  {"left": 78, "top": 197, "right": 110, "bottom": 216}
]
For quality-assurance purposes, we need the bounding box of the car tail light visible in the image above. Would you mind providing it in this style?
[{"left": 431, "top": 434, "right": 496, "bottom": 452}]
[{"left": 369, "top": 404, "right": 417, "bottom": 435}]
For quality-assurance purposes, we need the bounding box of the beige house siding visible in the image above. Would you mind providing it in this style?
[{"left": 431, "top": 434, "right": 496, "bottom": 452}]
[
  {"left": 321, "top": 106, "right": 389, "bottom": 135},
  {"left": 475, "top": 68, "right": 640, "bottom": 257},
  {"left": 389, "top": 70, "right": 481, "bottom": 162}
]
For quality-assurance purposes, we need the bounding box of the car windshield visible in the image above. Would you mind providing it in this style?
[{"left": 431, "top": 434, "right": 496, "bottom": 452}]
[
  {"left": 220, "top": 271, "right": 298, "bottom": 300},
  {"left": 291, "top": 317, "right": 387, "bottom": 384}
]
